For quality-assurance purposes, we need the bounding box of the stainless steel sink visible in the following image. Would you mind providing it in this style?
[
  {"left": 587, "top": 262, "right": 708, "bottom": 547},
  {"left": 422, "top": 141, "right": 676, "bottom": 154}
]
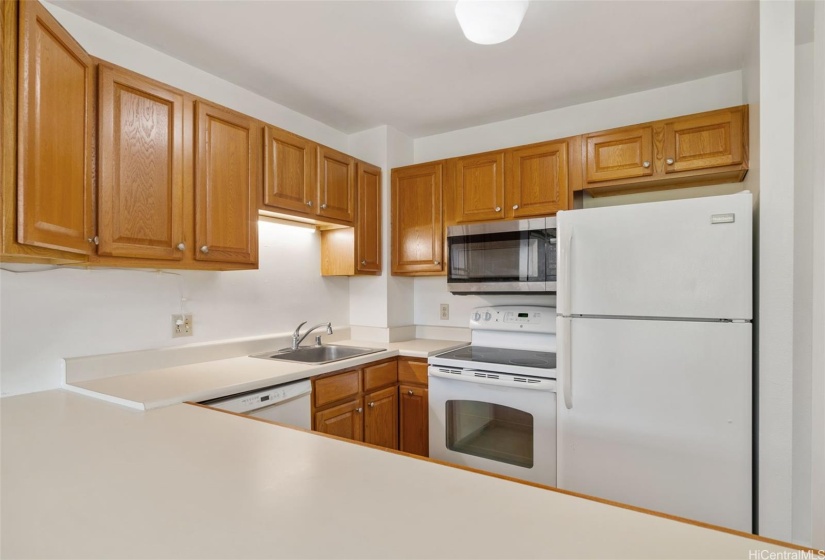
[{"left": 250, "top": 345, "right": 384, "bottom": 364}]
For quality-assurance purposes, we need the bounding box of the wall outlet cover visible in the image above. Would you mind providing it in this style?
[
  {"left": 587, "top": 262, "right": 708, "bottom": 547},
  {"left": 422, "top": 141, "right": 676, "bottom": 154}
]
[
  {"left": 439, "top": 304, "right": 449, "bottom": 320},
  {"left": 172, "top": 314, "right": 193, "bottom": 338}
]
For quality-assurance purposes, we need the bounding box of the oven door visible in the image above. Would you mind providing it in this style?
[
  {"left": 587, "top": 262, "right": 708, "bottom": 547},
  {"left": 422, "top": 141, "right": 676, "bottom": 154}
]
[
  {"left": 447, "top": 218, "right": 556, "bottom": 294},
  {"left": 428, "top": 367, "right": 557, "bottom": 486}
]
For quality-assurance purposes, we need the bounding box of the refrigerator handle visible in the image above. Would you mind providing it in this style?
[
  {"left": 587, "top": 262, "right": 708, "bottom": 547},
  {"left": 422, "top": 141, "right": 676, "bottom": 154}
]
[
  {"left": 558, "top": 225, "right": 573, "bottom": 316},
  {"left": 558, "top": 316, "right": 573, "bottom": 409}
]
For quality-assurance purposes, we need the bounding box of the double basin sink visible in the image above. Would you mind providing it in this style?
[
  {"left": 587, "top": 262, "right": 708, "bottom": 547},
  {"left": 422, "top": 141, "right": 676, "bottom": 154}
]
[{"left": 250, "top": 345, "right": 383, "bottom": 365}]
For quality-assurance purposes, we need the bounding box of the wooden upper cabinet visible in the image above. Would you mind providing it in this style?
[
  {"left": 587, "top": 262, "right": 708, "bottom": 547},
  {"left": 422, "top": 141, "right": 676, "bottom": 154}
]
[
  {"left": 391, "top": 162, "right": 444, "bottom": 275},
  {"left": 356, "top": 162, "right": 382, "bottom": 274},
  {"left": 506, "top": 141, "right": 569, "bottom": 219},
  {"left": 663, "top": 106, "right": 745, "bottom": 173},
  {"left": 585, "top": 126, "right": 654, "bottom": 183},
  {"left": 262, "top": 126, "right": 315, "bottom": 216},
  {"left": 97, "top": 65, "right": 185, "bottom": 260},
  {"left": 363, "top": 386, "right": 398, "bottom": 450},
  {"left": 453, "top": 152, "right": 505, "bottom": 223},
  {"left": 17, "top": 0, "right": 94, "bottom": 254},
  {"left": 194, "top": 100, "right": 258, "bottom": 264},
  {"left": 317, "top": 145, "right": 355, "bottom": 223}
]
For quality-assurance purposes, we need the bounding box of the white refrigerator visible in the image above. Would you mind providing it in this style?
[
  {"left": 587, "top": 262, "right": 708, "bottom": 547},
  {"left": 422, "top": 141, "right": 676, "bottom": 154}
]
[{"left": 556, "top": 192, "right": 753, "bottom": 533}]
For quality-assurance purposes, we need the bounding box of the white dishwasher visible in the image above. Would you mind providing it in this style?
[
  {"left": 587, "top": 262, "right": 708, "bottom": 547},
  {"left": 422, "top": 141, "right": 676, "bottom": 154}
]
[{"left": 200, "top": 379, "right": 312, "bottom": 430}]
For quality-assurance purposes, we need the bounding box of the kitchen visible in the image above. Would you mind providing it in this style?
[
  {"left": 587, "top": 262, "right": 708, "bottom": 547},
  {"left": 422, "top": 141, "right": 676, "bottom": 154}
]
[{"left": 1, "top": 0, "right": 823, "bottom": 558}]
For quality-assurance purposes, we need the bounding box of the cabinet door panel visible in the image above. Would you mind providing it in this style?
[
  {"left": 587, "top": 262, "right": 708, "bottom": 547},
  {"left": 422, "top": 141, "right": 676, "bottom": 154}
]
[
  {"left": 17, "top": 0, "right": 94, "bottom": 254},
  {"left": 263, "top": 126, "right": 314, "bottom": 215},
  {"left": 195, "top": 101, "right": 258, "bottom": 264},
  {"left": 356, "top": 162, "right": 382, "bottom": 273},
  {"left": 314, "top": 399, "right": 363, "bottom": 442},
  {"left": 399, "top": 384, "right": 428, "bottom": 457},
  {"left": 664, "top": 108, "right": 744, "bottom": 173},
  {"left": 391, "top": 163, "right": 444, "bottom": 274},
  {"left": 507, "top": 141, "right": 568, "bottom": 218},
  {"left": 585, "top": 127, "right": 653, "bottom": 183},
  {"left": 98, "top": 66, "right": 184, "bottom": 260},
  {"left": 364, "top": 386, "right": 398, "bottom": 450},
  {"left": 317, "top": 146, "right": 355, "bottom": 223},
  {"left": 454, "top": 152, "right": 505, "bottom": 223}
]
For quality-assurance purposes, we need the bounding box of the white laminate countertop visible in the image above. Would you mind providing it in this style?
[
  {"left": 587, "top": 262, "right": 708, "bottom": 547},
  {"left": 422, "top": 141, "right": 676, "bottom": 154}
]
[
  {"left": 66, "top": 338, "right": 467, "bottom": 410},
  {"left": 0, "top": 390, "right": 797, "bottom": 560}
]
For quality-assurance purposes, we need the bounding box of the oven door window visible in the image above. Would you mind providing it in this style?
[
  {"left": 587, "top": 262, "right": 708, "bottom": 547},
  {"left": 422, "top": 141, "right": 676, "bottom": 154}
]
[
  {"left": 445, "top": 400, "right": 534, "bottom": 468},
  {"left": 448, "top": 230, "right": 549, "bottom": 283}
]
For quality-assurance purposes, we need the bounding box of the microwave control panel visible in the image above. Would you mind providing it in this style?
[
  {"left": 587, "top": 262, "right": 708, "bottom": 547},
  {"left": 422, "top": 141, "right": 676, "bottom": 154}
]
[{"left": 470, "top": 306, "right": 555, "bottom": 333}]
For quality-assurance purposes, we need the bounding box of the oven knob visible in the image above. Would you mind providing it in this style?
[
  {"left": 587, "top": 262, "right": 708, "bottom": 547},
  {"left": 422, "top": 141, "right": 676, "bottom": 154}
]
[
  {"left": 484, "top": 312, "right": 492, "bottom": 321},
  {"left": 473, "top": 312, "right": 481, "bottom": 322}
]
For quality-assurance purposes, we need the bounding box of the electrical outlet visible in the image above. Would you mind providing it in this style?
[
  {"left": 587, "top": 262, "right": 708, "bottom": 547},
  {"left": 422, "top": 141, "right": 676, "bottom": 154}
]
[
  {"left": 439, "top": 304, "right": 449, "bottom": 320},
  {"left": 172, "top": 314, "right": 193, "bottom": 338}
]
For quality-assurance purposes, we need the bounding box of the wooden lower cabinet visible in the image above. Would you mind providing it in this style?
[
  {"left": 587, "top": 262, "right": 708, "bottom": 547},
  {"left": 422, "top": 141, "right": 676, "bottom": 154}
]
[
  {"left": 399, "top": 384, "right": 428, "bottom": 457},
  {"left": 314, "top": 399, "right": 363, "bottom": 441},
  {"left": 364, "top": 386, "right": 398, "bottom": 449}
]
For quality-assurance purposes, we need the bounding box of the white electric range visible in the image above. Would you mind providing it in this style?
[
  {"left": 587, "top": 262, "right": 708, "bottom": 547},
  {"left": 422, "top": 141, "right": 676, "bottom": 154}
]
[{"left": 428, "top": 305, "right": 557, "bottom": 486}]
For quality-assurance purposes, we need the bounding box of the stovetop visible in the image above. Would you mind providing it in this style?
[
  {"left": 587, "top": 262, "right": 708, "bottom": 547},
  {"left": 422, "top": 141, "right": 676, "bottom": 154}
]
[{"left": 432, "top": 345, "right": 556, "bottom": 371}]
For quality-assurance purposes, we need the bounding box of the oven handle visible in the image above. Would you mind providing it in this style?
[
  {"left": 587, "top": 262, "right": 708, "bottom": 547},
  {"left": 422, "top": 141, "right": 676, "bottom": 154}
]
[
  {"left": 557, "top": 316, "right": 573, "bottom": 409},
  {"left": 428, "top": 367, "right": 556, "bottom": 392}
]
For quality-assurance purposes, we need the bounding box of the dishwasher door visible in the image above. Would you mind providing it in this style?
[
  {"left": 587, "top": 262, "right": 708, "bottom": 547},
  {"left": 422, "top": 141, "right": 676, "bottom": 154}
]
[{"left": 201, "top": 379, "right": 312, "bottom": 430}]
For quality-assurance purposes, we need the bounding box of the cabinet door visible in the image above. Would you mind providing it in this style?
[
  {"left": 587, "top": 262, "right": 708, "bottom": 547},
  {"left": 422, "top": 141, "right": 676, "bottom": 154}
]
[
  {"left": 585, "top": 126, "right": 653, "bottom": 183},
  {"left": 314, "top": 399, "right": 363, "bottom": 442},
  {"left": 364, "top": 386, "right": 398, "bottom": 450},
  {"left": 97, "top": 65, "right": 185, "bottom": 260},
  {"left": 507, "top": 141, "right": 569, "bottom": 218},
  {"left": 356, "top": 161, "right": 382, "bottom": 274},
  {"left": 454, "top": 152, "right": 505, "bottom": 223},
  {"left": 663, "top": 107, "right": 745, "bottom": 173},
  {"left": 17, "top": 0, "right": 94, "bottom": 254},
  {"left": 399, "top": 384, "right": 428, "bottom": 457},
  {"left": 263, "top": 126, "right": 315, "bottom": 215},
  {"left": 194, "top": 101, "right": 258, "bottom": 264},
  {"left": 317, "top": 145, "right": 355, "bottom": 223},
  {"left": 391, "top": 163, "right": 444, "bottom": 275}
]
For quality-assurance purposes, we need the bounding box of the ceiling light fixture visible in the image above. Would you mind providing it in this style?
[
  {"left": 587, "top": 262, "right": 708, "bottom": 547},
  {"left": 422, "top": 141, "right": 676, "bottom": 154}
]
[{"left": 455, "top": 0, "right": 529, "bottom": 45}]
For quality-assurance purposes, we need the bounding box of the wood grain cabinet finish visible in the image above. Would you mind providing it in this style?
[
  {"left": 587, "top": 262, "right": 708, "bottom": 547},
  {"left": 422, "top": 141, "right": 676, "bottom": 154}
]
[
  {"left": 97, "top": 65, "right": 185, "bottom": 260},
  {"left": 506, "top": 141, "right": 569, "bottom": 219},
  {"left": 314, "top": 369, "right": 360, "bottom": 409},
  {"left": 391, "top": 162, "right": 444, "bottom": 275},
  {"left": 317, "top": 145, "right": 355, "bottom": 224},
  {"left": 16, "top": 0, "right": 94, "bottom": 255},
  {"left": 364, "top": 386, "right": 398, "bottom": 449},
  {"left": 262, "top": 126, "right": 315, "bottom": 216},
  {"left": 194, "top": 100, "right": 259, "bottom": 265},
  {"left": 314, "top": 399, "right": 364, "bottom": 441},
  {"left": 585, "top": 126, "right": 654, "bottom": 183},
  {"left": 399, "top": 383, "right": 429, "bottom": 457},
  {"left": 453, "top": 152, "right": 505, "bottom": 223},
  {"left": 356, "top": 161, "right": 382, "bottom": 274},
  {"left": 663, "top": 107, "right": 745, "bottom": 173}
]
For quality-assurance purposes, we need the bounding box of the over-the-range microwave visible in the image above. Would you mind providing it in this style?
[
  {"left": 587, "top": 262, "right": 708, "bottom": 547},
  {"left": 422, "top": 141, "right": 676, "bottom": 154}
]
[{"left": 446, "top": 217, "right": 556, "bottom": 294}]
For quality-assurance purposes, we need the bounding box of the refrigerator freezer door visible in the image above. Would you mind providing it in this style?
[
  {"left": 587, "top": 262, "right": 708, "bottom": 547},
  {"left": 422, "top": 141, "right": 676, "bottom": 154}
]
[
  {"left": 556, "top": 317, "right": 751, "bottom": 532},
  {"left": 557, "top": 192, "right": 752, "bottom": 320}
]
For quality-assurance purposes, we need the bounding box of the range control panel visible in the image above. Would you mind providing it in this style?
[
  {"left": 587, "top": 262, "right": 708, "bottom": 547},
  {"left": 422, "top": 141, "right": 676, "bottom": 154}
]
[{"left": 469, "top": 306, "right": 555, "bottom": 333}]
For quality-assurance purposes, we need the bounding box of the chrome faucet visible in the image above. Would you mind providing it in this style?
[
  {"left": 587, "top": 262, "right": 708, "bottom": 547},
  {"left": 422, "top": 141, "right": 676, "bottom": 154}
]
[{"left": 292, "top": 321, "right": 333, "bottom": 350}]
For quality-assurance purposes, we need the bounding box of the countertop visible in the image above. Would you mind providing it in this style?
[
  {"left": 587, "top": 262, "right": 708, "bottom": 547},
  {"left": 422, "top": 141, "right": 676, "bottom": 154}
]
[
  {"left": 66, "top": 338, "right": 467, "bottom": 410},
  {"left": 0, "top": 389, "right": 796, "bottom": 559}
]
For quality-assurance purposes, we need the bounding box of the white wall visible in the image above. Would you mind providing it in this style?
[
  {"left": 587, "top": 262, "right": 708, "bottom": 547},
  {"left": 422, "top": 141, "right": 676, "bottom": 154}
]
[
  {"left": 0, "top": 222, "right": 349, "bottom": 396},
  {"left": 757, "top": 0, "right": 796, "bottom": 542},
  {"left": 413, "top": 72, "right": 744, "bottom": 328}
]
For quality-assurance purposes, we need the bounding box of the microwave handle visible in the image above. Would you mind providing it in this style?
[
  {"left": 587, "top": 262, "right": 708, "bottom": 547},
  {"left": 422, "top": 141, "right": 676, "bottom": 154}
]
[{"left": 557, "top": 224, "right": 573, "bottom": 316}]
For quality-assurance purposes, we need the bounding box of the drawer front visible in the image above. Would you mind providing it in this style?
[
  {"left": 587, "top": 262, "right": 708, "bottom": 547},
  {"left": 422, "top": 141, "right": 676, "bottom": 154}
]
[
  {"left": 398, "top": 359, "right": 428, "bottom": 385},
  {"left": 363, "top": 360, "right": 398, "bottom": 392},
  {"left": 314, "top": 370, "right": 360, "bottom": 408}
]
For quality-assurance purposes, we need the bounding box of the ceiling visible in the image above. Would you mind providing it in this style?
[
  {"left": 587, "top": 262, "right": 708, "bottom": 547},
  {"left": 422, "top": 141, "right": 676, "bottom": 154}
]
[{"left": 50, "top": 0, "right": 756, "bottom": 138}]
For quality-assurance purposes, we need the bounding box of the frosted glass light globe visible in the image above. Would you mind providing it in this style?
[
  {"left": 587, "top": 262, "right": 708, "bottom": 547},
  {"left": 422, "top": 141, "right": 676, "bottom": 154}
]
[{"left": 455, "top": 0, "right": 530, "bottom": 45}]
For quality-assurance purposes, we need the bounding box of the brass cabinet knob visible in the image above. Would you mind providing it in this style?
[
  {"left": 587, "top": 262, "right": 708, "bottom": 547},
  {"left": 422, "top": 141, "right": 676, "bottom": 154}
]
[
  {"left": 306, "top": 201, "right": 313, "bottom": 207},
  {"left": 666, "top": 158, "right": 675, "bottom": 165},
  {"left": 407, "top": 390, "right": 414, "bottom": 395},
  {"left": 177, "top": 243, "right": 185, "bottom": 251},
  {"left": 512, "top": 205, "right": 519, "bottom": 210},
  {"left": 320, "top": 203, "right": 327, "bottom": 210},
  {"left": 368, "top": 402, "right": 375, "bottom": 408},
  {"left": 434, "top": 260, "right": 441, "bottom": 266},
  {"left": 495, "top": 206, "right": 501, "bottom": 212},
  {"left": 355, "top": 407, "right": 363, "bottom": 413},
  {"left": 643, "top": 161, "right": 651, "bottom": 168}
]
